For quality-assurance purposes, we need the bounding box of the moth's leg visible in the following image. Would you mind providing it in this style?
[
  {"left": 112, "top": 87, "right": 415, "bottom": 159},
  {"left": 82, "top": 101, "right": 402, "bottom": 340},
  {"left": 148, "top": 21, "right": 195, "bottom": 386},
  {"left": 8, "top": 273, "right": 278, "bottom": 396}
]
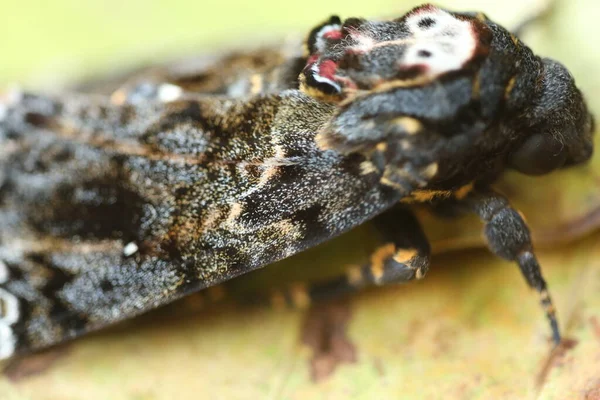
[
  {"left": 272, "top": 207, "right": 431, "bottom": 308},
  {"left": 459, "top": 188, "right": 561, "bottom": 344}
]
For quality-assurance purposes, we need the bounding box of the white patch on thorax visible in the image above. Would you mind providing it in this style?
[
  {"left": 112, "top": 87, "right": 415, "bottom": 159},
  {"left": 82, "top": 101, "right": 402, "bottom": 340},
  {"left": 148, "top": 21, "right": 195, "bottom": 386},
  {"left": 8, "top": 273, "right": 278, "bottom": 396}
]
[{"left": 401, "top": 8, "right": 477, "bottom": 76}]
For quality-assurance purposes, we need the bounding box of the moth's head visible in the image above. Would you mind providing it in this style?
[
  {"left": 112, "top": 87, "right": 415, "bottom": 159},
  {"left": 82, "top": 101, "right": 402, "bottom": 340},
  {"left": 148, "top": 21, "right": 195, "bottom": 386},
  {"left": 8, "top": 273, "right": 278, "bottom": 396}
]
[
  {"left": 305, "top": 5, "right": 594, "bottom": 185},
  {"left": 507, "top": 58, "right": 594, "bottom": 176},
  {"left": 300, "top": 4, "right": 492, "bottom": 102}
]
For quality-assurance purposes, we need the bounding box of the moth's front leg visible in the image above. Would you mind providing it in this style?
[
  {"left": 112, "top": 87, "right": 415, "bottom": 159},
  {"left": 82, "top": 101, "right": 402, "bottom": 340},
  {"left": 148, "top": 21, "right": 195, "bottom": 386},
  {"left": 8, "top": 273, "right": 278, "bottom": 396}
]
[
  {"left": 510, "top": 0, "right": 555, "bottom": 38},
  {"left": 315, "top": 78, "right": 485, "bottom": 194},
  {"left": 459, "top": 188, "right": 561, "bottom": 344},
  {"left": 274, "top": 207, "right": 431, "bottom": 307},
  {"left": 318, "top": 111, "right": 444, "bottom": 196}
]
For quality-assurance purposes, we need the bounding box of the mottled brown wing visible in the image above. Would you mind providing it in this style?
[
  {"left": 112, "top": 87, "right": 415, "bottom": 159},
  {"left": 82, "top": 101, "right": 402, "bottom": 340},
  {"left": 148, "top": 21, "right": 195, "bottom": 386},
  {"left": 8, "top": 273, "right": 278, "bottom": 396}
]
[{"left": 0, "top": 89, "right": 401, "bottom": 358}]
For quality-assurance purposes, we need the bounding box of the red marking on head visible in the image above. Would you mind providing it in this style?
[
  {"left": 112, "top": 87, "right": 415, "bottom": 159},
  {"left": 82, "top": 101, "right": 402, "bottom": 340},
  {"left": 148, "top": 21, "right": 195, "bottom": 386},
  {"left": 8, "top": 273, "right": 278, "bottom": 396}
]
[
  {"left": 468, "top": 21, "right": 478, "bottom": 45},
  {"left": 318, "top": 60, "right": 338, "bottom": 80},
  {"left": 307, "top": 54, "right": 319, "bottom": 65},
  {"left": 323, "top": 30, "right": 343, "bottom": 40}
]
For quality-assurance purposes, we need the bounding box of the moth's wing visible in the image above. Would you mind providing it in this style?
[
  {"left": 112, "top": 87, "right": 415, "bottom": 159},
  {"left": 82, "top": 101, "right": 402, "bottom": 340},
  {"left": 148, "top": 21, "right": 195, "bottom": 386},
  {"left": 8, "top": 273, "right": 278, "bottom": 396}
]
[
  {"left": 0, "top": 90, "right": 401, "bottom": 358},
  {"left": 76, "top": 42, "right": 305, "bottom": 100}
]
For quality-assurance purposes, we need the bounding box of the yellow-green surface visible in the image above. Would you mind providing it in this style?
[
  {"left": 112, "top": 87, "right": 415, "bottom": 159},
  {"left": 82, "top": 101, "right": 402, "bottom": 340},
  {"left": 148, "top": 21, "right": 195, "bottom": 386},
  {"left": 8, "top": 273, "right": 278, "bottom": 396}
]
[{"left": 2, "top": 0, "right": 600, "bottom": 399}]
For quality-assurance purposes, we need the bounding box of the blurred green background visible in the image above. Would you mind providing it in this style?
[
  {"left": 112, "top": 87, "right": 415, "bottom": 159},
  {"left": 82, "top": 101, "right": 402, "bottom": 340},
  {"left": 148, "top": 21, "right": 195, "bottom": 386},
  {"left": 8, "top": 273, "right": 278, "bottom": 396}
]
[{"left": 2, "top": 0, "right": 597, "bottom": 110}]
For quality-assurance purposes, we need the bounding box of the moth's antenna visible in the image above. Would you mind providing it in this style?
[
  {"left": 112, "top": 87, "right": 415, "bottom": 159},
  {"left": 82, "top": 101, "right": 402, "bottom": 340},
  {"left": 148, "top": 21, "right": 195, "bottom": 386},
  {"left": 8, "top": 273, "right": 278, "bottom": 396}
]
[{"left": 511, "top": 0, "right": 556, "bottom": 38}]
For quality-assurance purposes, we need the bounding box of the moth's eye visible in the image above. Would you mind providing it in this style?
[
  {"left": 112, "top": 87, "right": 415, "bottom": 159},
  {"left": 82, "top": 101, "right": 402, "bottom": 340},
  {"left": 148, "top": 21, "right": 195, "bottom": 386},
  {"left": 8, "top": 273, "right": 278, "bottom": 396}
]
[
  {"left": 509, "top": 134, "right": 568, "bottom": 175},
  {"left": 301, "top": 60, "right": 343, "bottom": 98}
]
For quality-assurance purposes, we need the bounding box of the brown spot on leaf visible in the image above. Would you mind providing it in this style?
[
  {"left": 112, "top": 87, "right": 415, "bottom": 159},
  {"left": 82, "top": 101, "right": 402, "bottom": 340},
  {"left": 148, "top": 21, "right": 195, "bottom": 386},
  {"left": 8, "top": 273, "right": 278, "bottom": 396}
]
[
  {"left": 585, "top": 380, "right": 600, "bottom": 400},
  {"left": 373, "top": 357, "right": 385, "bottom": 376},
  {"left": 536, "top": 205, "right": 600, "bottom": 245},
  {"left": 301, "top": 299, "right": 356, "bottom": 382},
  {"left": 535, "top": 337, "right": 579, "bottom": 389},
  {"left": 3, "top": 346, "right": 69, "bottom": 382},
  {"left": 590, "top": 316, "right": 600, "bottom": 341}
]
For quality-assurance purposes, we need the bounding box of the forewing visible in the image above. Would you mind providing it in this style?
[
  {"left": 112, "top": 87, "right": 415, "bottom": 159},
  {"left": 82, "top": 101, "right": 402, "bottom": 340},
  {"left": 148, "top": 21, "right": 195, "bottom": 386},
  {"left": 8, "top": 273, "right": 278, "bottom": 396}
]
[
  {"left": 0, "top": 90, "right": 401, "bottom": 357},
  {"left": 76, "top": 45, "right": 303, "bottom": 99}
]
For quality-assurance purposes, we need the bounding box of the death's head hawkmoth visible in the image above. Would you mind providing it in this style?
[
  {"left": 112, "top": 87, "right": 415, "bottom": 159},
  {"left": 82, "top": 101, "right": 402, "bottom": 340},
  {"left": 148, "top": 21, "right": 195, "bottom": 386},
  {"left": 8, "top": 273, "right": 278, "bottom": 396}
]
[{"left": 0, "top": 4, "right": 593, "bottom": 359}]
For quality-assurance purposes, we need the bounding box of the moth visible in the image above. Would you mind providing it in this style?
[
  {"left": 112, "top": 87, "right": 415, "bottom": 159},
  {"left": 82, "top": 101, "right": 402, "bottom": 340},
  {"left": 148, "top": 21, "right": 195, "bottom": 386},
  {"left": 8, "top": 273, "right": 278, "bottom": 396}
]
[{"left": 0, "top": 4, "right": 594, "bottom": 359}]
